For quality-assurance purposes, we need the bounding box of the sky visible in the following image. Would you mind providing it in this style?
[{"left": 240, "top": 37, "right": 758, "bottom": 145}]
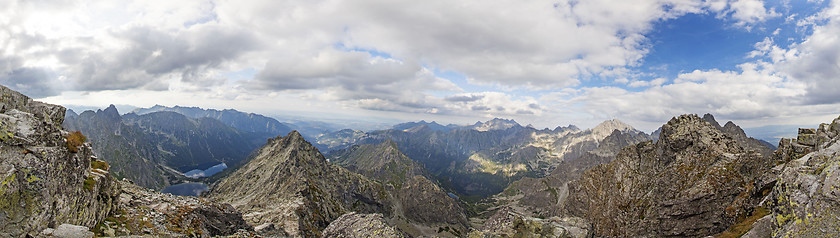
[{"left": 2, "top": 0, "right": 840, "bottom": 132}]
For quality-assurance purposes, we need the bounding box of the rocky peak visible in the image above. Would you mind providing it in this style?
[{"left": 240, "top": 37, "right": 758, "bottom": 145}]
[
  {"left": 590, "top": 118, "right": 637, "bottom": 141},
  {"left": 565, "top": 113, "right": 773, "bottom": 237},
  {"left": 210, "top": 130, "right": 391, "bottom": 237},
  {"left": 471, "top": 118, "right": 521, "bottom": 131},
  {"left": 702, "top": 113, "right": 723, "bottom": 130}
]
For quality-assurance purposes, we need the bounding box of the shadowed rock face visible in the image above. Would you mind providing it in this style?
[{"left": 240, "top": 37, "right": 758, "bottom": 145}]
[
  {"left": 564, "top": 114, "right": 774, "bottom": 237},
  {"left": 0, "top": 85, "right": 119, "bottom": 236},
  {"left": 210, "top": 131, "right": 391, "bottom": 237}
]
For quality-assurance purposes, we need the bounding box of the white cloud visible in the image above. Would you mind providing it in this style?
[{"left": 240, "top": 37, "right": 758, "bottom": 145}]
[{"left": 564, "top": 62, "right": 807, "bottom": 124}]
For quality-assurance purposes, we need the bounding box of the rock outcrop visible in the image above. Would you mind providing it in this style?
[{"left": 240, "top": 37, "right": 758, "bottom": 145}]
[
  {"left": 210, "top": 131, "right": 391, "bottom": 237},
  {"left": 766, "top": 115, "right": 840, "bottom": 237},
  {"left": 564, "top": 114, "right": 774, "bottom": 237},
  {"left": 0, "top": 85, "right": 119, "bottom": 236},
  {"left": 96, "top": 179, "right": 250, "bottom": 237},
  {"left": 468, "top": 207, "right": 591, "bottom": 238},
  {"left": 321, "top": 212, "right": 406, "bottom": 238}
]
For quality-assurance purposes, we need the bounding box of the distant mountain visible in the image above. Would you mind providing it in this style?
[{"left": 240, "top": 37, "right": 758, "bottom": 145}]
[
  {"left": 325, "top": 118, "right": 650, "bottom": 198},
  {"left": 392, "top": 120, "right": 456, "bottom": 132},
  {"left": 315, "top": 129, "right": 370, "bottom": 153},
  {"left": 468, "top": 118, "right": 522, "bottom": 131},
  {"left": 132, "top": 105, "right": 294, "bottom": 138},
  {"left": 493, "top": 128, "right": 652, "bottom": 218},
  {"left": 64, "top": 105, "right": 266, "bottom": 189},
  {"left": 329, "top": 141, "right": 468, "bottom": 236}
]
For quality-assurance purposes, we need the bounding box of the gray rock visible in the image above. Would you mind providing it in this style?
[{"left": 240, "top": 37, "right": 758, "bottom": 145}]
[
  {"left": 321, "top": 212, "right": 405, "bottom": 238},
  {"left": 564, "top": 114, "right": 774, "bottom": 237},
  {"left": 0, "top": 85, "right": 119, "bottom": 237},
  {"left": 52, "top": 224, "right": 93, "bottom": 238},
  {"left": 469, "top": 207, "right": 591, "bottom": 238},
  {"left": 210, "top": 131, "right": 391, "bottom": 237},
  {"left": 768, "top": 115, "right": 840, "bottom": 237}
]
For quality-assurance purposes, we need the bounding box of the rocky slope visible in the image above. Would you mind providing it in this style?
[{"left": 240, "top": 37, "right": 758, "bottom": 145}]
[
  {"left": 95, "top": 179, "right": 251, "bottom": 237},
  {"left": 564, "top": 114, "right": 774, "bottom": 237},
  {"left": 209, "top": 131, "right": 391, "bottom": 237},
  {"left": 762, "top": 115, "right": 840, "bottom": 237},
  {"left": 64, "top": 107, "right": 266, "bottom": 189},
  {"left": 329, "top": 141, "right": 468, "bottom": 236},
  {"left": 321, "top": 212, "right": 406, "bottom": 238},
  {"left": 468, "top": 207, "right": 591, "bottom": 238},
  {"left": 0, "top": 85, "right": 119, "bottom": 236}
]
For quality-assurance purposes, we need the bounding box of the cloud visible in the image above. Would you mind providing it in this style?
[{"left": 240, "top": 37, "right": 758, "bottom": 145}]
[
  {"left": 773, "top": 0, "right": 840, "bottom": 104},
  {"left": 706, "top": 0, "right": 781, "bottom": 29},
  {"left": 564, "top": 62, "right": 806, "bottom": 123},
  {"left": 0, "top": 0, "right": 257, "bottom": 95},
  {"left": 0, "top": 67, "right": 59, "bottom": 98}
]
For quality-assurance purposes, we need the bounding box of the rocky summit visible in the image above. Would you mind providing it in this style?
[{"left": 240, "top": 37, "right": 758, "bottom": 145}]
[
  {"left": 564, "top": 114, "right": 775, "bottom": 237},
  {"left": 210, "top": 131, "right": 391, "bottom": 237},
  {"left": 0, "top": 85, "right": 119, "bottom": 236}
]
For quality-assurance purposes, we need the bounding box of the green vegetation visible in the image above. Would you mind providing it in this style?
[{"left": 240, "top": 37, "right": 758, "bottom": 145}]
[
  {"left": 715, "top": 207, "right": 770, "bottom": 238},
  {"left": 91, "top": 160, "right": 109, "bottom": 171},
  {"left": 65, "top": 131, "right": 87, "bottom": 153},
  {"left": 83, "top": 176, "right": 96, "bottom": 190}
]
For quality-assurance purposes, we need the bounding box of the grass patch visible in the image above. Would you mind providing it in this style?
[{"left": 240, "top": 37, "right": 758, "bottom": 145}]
[
  {"left": 65, "top": 131, "right": 86, "bottom": 153},
  {"left": 91, "top": 160, "right": 109, "bottom": 171},
  {"left": 715, "top": 207, "right": 770, "bottom": 238},
  {"left": 83, "top": 177, "right": 96, "bottom": 191}
]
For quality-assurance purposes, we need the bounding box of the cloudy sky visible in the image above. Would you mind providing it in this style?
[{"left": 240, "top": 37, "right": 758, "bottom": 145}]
[{"left": 2, "top": 0, "right": 839, "bottom": 131}]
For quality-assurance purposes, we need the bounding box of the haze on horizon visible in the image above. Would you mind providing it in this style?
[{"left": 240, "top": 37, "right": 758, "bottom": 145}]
[{"left": 2, "top": 0, "right": 840, "bottom": 132}]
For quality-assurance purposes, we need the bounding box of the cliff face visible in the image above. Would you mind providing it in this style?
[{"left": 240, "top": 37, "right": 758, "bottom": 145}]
[
  {"left": 564, "top": 114, "right": 774, "bottom": 237},
  {"left": 0, "top": 85, "right": 119, "bottom": 236},
  {"left": 209, "top": 131, "right": 391, "bottom": 237}
]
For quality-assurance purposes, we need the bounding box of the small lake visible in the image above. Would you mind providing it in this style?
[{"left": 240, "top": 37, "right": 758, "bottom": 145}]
[
  {"left": 161, "top": 182, "right": 208, "bottom": 196},
  {"left": 184, "top": 162, "right": 228, "bottom": 178}
]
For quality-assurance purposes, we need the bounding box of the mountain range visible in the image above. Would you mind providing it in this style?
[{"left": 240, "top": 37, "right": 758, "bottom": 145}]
[
  {"left": 5, "top": 83, "right": 840, "bottom": 237},
  {"left": 63, "top": 106, "right": 267, "bottom": 189}
]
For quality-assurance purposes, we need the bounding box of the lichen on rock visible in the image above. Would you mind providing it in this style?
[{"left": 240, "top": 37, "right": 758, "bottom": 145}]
[{"left": 0, "top": 85, "right": 119, "bottom": 237}]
